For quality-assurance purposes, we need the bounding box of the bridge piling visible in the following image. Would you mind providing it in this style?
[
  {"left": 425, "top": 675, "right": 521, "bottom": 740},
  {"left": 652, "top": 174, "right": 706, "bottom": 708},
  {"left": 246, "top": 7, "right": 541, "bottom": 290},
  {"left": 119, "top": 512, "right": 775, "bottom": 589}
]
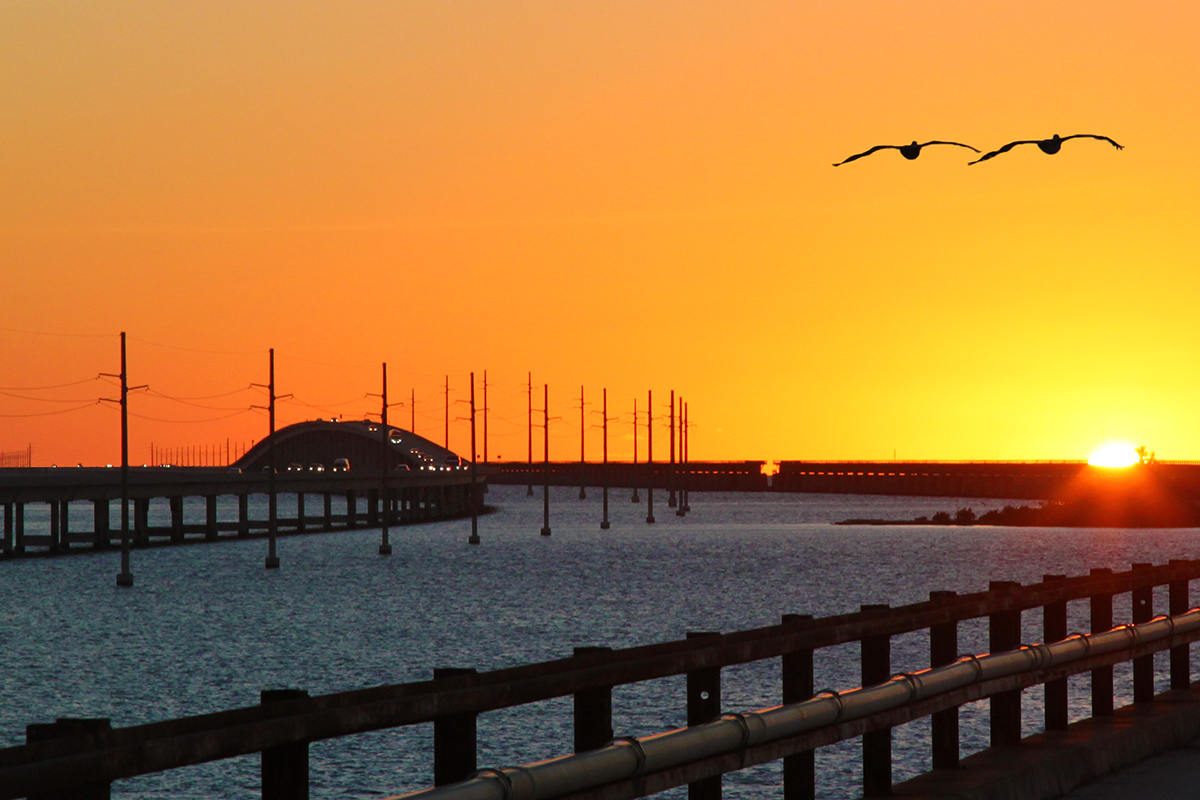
[
  {"left": 929, "top": 591, "right": 960, "bottom": 768},
  {"left": 93, "top": 500, "right": 109, "bottom": 549},
  {"left": 206, "top": 495, "right": 218, "bottom": 540},
  {"left": 323, "top": 493, "right": 333, "bottom": 531},
  {"left": 49, "top": 502, "right": 60, "bottom": 551},
  {"left": 860, "top": 604, "right": 892, "bottom": 797},
  {"left": 238, "top": 495, "right": 249, "bottom": 537},
  {"left": 2, "top": 502, "right": 12, "bottom": 554},
  {"left": 260, "top": 690, "right": 310, "bottom": 800},
  {"left": 782, "top": 614, "right": 816, "bottom": 800},
  {"left": 1042, "top": 575, "right": 1069, "bottom": 731}
]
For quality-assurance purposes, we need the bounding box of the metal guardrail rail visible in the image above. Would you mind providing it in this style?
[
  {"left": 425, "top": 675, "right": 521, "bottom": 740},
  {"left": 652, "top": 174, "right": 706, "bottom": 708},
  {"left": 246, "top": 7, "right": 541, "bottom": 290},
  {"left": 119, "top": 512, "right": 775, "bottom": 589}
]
[{"left": 3, "top": 560, "right": 1198, "bottom": 799}]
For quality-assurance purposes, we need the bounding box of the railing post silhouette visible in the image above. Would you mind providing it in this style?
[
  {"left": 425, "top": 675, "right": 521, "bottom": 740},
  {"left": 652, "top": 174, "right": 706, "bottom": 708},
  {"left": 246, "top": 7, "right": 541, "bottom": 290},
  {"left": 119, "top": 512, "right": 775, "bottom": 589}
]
[
  {"left": 433, "top": 668, "right": 479, "bottom": 786},
  {"left": 261, "top": 690, "right": 309, "bottom": 800},
  {"left": 1042, "top": 574, "right": 1069, "bottom": 731},
  {"left": 782, "top": 614, "right": 815, "bottom": 800},
  {"left": 989, "top": 581, "right": 1022, "bottom": 746},
  {"left": 26, "top": 718, "right": 112, "bottom": 800},
  {"left": 573, "top": 646, "right": 614, "bottom": 752},
  {"left": 860, "top": 603, "right": 891, "bottom": 796},
  {"left": 1169, "top": 559, "right": 1191, "bottom": 690},
  {"left": 1132, "top": 563, "right": 1155, "bottom": 702},
  {"left": 686, "top": 631, "right": 722, "bottom": 800},
  {"left": 1090, "top": 568, "right": 1115, "bottom": 716},
  {"left": 929, "top": 591, "right": 959, "bottom": 768}
]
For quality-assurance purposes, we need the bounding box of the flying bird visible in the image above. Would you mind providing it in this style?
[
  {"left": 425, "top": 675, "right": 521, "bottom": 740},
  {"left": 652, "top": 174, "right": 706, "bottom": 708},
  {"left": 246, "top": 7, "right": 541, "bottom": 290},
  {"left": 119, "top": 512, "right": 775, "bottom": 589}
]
[
  {"left": 969, "top": 134, "right": 1123, "bottom": 165},
  {"left": 832, "top": 140, "right": 980, "bottom": 167}
]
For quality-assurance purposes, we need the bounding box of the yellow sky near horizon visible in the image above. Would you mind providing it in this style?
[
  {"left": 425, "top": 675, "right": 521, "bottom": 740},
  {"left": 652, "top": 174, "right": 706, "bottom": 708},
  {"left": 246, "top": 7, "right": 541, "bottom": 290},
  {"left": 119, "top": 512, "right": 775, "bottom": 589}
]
[{"left": 3, "top": 1, "right": 1199, "bottom": 466}]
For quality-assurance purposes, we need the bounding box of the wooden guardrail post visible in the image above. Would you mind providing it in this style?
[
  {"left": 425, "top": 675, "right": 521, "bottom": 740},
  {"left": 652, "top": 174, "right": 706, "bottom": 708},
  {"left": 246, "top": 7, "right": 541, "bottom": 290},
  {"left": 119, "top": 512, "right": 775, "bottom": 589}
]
[
  {"left": 434, "top": 668, "right": 479, "bottom": 786},
  {"left": 573, "top": 647, "right": 614, "bottom": 752},
  {"left": 1042, "top": 574, "right": 1069, "bottom": 730},
  {"left": 1132, "top": 562, "right": 1155, "bottom": 702},
  {"left": 1169, "top": 559, "right": 1191, "bottom": 690},
  {"left": 1090, "top": 568, "right": 1115, "bottom": 716},
  {"left": 928, "top": 591, "right": 959, "bottom": 768},
  {"left": 782, "top": 614, "right": 815, "bottom": 800},
  {"left": 261, "top": 690, "right": 309, "bottom": 800},
  {"left": 860, "top": 604, "right": 891, "bottom": 796},
  {"left": 26, "top": 718, "right": 112, "bottom": 799},
  {"left": 686, "top": 631, "right": 722, "bottom": 800},
  {"left": 988, "top": 581, "right": 1022, "bottom": 747}
]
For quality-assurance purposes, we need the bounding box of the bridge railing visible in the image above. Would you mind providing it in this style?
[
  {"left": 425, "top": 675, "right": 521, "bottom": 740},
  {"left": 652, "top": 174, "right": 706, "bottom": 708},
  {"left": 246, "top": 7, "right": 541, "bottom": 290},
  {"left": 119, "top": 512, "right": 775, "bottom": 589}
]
[{"left": 3, "top": 559, "right": 1199, "bottom": 799}]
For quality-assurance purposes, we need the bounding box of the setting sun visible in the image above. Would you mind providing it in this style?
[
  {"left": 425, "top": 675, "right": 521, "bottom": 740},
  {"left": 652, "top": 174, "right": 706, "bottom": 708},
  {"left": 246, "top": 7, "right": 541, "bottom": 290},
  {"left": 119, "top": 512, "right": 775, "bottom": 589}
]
[{"left": 1087, "top": 442, "right": 1140, "bottom": 468}]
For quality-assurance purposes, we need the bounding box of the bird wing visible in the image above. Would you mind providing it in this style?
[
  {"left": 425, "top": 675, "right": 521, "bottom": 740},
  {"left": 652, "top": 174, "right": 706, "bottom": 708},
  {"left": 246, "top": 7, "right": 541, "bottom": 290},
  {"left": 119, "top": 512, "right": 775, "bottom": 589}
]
[
  {"left": 832, "top": 144, "right": 897, "bottom": 167},
  {"left": 968, "top": 139, "right": 1037, "bottom": 165},
  {"left": 1062, "top": 134, "right": 1124, "bottom": 150},
  {"left": 919, "top": 141, "right": 981, "bottom": 153}
]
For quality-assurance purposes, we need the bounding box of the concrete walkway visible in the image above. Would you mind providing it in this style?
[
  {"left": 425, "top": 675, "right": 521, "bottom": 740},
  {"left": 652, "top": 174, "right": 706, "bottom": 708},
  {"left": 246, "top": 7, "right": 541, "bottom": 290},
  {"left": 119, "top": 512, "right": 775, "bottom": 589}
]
[{"left": 1059, "top": 738, "right": 1200, "bottom": 798}]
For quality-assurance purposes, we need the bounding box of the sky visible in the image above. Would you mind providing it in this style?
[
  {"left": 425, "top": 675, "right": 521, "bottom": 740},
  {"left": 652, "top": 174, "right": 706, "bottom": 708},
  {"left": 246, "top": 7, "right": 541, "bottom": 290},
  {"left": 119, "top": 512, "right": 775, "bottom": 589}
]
[{"left": 3, "top": 1, "right": 1199, "bottom": 466}]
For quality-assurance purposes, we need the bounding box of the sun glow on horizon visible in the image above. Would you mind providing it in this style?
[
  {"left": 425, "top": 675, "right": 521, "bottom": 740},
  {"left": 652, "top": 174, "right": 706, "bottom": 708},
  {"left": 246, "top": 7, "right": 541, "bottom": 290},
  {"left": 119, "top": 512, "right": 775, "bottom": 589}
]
[{"left": 1088, "top": 442, "right": 1140, "bottom": 468}]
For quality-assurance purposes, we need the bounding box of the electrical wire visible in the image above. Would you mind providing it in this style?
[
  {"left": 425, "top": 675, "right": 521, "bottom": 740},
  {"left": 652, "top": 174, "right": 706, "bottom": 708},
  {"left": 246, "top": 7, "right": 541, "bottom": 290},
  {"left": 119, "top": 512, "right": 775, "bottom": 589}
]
[
  {"left": 0, "top": 390, "right": 102, "bottom": 403},
  {"left": 0, "top": 402, "right": 99, "bottom": 418},
  {"left": 0, "top": 377, "right": 100, "bottom": 391},
  {"left": 126, "top": 409, "right": 252, "bottom": 424}
]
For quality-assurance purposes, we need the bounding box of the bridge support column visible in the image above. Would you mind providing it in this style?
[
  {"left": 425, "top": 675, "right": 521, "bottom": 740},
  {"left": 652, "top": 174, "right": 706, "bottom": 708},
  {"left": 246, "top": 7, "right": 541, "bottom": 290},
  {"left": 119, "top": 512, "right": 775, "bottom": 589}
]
[
  {"left": 929, "top": 591, "right": 960, "bottom": 767},
  {"left": 782, "top": 615, "right": 815, "bottom": 800},
  {"left": 323, "top": 493, "right": 332, "bottom": 531},
  {"left": 261, "top": 690, "right": 309, "bottom": 800},
  {"left": 93, "top": 499, "right": 109, "bottom": 549},
  {"left": 59, "top": 501, "right": 70, "bottom": 548},
  {"left": 1091, "top": 568, "right": 1114, "bottom": 717},
  {"left": 367, "top": 489, "right": 379, "bottom": 526},
  {"left": 49, "top": 502, "right": 60, "bottom": 551},
  {"left": 170, "top": 496, "right": 184, "bottom": 543},
  {"left": 989, "top": 581, "right": 1022, "bottom": 747},
  {"left": 1132, "top": 563, "right": 1155, "bottom": 702},
  {"left": 1169, "top": 560, "right": 1191, "bottom": 690},
  {"left": 2, "top": 502, "right": 12, "bottom": 555},
  {"left": 14, "top": 502, "right": 25, "bottom": 553},
  {"left": 205, "top": 495, "right": 218, "bottom": 541},
  {"left": 135, "top": 498, "right": 149, "bottom": 545},
  {"left": 345, "top": 491, "right": 357, "bottom": 527},
  {"left": 860, "top": 605, "right": 891, "bottom": 797},
  {"left": 573, "top": 647, "right": 613, "bottom": 752},
  {"left": 296, "top": 493, "right": 305, "bottom": 533},
  {"left": 1043, "top": 575, "right": 1069, "bottom": 730},
  {"left": 26, "top": 718, "right": 112, "bottom": 800},
  {"left": 686, "top": 631, "right": 722, "bottom": 800},
  {"left": 433, "top": 668, "right": 478, "bottom": 786},
  {"left": 238, "top": 495, "right": 249, "bottom": 537}
]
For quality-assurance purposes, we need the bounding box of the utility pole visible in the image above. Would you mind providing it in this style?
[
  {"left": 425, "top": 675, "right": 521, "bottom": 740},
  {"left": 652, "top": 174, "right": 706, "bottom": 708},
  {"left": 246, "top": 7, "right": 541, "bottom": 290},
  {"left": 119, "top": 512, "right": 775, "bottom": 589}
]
[
  {"left": 668, "top": 389, "right": 677, "bottom": 508},
  {"left": 469, "top": 372, "right": 480, "bottom": 544},
  {"left": 378, "top": 363, "right": 392, "bottom": 555},
  {"left": 444, "top": 375, "right": 450, "bottom": 450},
  {"left": 578, "top": 385, "right": 586, "bottom": 499},
  {"left": 482, "top": 370, "right": 489, "bottom": 464},
  {"left": 676, "top": 395, "right": 686, "bottom": 517},
  {"left": 683, "top": 400, "right": 691, "bottom": 513},
  {"left": 251, "top": 349, "right": 289, "bottom": 569},
  {"left": 631, "top": 398, "right": 640, "bottom": 503},
  {"left": 527, "top": 371, "right": 534, "bottom": 497},
  {"left": 646, "top": 389, "right": 655, "bottom": 524},
  {"left": 411, "top": 388, "right": 415, "bottom": 434},
  {"left": 601, "top": 388, "right": 610, "bottom": 530},
  {"left": 101, "top": 332, "right": 144, "bottom": 587},
  {"left": 541, "top": 384, "right": 551, "bottom": 536}
]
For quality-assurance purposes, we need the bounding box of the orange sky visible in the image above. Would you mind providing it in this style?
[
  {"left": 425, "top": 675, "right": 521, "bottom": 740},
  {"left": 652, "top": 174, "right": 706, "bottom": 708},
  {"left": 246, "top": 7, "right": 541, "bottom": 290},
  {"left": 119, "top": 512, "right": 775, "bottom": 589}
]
[{"left": 3, "top": 1, "right": 1199, "bottom": 466}]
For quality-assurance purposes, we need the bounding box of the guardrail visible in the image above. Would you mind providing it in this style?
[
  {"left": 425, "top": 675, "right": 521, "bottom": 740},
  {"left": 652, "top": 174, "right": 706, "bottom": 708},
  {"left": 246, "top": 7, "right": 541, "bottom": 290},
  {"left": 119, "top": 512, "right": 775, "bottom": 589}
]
[{"left": 3, "top": 560, "right": 1198, "bottom": 799}]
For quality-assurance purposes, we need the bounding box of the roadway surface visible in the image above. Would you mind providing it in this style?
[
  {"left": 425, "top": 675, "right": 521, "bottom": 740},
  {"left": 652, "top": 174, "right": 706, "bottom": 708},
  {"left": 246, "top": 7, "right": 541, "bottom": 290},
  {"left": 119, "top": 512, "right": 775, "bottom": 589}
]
[{"left": 1059, "top": 738, "right": 1200, "bottom": 798}]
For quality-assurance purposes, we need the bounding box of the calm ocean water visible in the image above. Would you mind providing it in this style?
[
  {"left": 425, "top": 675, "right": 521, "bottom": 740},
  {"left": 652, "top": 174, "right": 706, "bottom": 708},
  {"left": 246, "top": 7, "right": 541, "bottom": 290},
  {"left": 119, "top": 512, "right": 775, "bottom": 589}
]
[{"left": 4, "top": 486, "right": 1200, "bottom": 798}]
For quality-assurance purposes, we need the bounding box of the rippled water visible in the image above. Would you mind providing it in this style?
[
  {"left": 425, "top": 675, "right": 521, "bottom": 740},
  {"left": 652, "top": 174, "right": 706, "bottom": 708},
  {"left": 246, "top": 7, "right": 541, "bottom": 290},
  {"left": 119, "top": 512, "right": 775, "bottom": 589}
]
[{"left": 4, "top": 486, "right": 1200, "bottom": 798}]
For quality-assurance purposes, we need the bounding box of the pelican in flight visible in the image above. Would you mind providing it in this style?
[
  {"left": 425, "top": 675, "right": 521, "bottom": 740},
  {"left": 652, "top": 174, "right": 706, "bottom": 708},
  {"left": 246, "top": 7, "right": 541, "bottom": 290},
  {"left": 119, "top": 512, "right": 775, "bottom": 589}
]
[
  {"left": 969, "top": 134, "right": 1123, "bottom": 165},
  {"left": 832, "top": 140, "right": 980, "bottom": 167}
]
